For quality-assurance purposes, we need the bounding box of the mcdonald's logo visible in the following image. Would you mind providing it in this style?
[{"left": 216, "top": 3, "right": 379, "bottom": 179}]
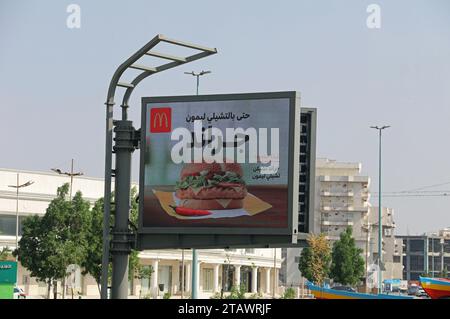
[{"left": 150, "top": 107, "right": 171, "bottom": 133}]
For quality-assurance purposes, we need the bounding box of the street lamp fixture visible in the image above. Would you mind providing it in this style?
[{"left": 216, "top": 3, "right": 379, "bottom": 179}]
[
  {"left": 51, "top": 159, "right": 83, "bottom": 200},
  {"left": 184, "top": 70, "right": 211, "bottom": 95},
  {"left": 370, "top": 125, "right": 390, "bottom": 294}
]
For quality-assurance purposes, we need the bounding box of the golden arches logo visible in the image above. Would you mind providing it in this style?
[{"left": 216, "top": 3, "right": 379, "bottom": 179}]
[{"left": 150, "top": 107, "right": 171, "bottom": 133}]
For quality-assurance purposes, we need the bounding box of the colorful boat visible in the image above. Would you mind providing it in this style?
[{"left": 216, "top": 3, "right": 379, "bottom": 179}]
[
  {"left": 419, "top": 276, "right": 450, "bottom": 299},
  {"left": 306, "top": 281, "right": 414, "bottom": 299}
]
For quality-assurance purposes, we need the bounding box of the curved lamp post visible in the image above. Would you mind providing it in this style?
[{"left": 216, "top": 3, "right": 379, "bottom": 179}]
[{"left": 102, "top": 35, "right": 217, "bottom": 299}]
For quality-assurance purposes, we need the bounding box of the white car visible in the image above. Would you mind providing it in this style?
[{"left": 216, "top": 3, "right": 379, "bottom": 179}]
[{"left": 13, "top": 287, "right": 27, "bottom": 299}]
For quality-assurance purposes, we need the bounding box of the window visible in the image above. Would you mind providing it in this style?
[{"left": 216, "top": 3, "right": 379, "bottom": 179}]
[
  {"left": 393, "top": 256, "right": 401, "bottom": 263},
  {"left": 245, "top": 249, "right": 255, "bottom": 254},
  {"left": 0, "top": 215, "right": 15, "bottom": 236},
  {"left": 0, "top": 215, "right": 30, "bottom": 236},
  {"left": 202, "top": 268, "right": 213, "bottom": 292},
  {"left": 410, "top": 255, "right": 424, "bottom": 272},
  {"left": 409, "top": 239, "right": 425, "bottom": 252}
]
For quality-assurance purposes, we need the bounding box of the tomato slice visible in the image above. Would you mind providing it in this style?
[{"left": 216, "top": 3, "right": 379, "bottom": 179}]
[{"left": 170, "top": 205, "right": 212, "bottom": 216}]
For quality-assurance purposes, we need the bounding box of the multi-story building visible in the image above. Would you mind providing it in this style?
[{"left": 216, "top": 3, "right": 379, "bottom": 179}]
[
  {"left": 281, "top": 158, "right": 370, "bottom": 287},
  {"left": 0, "top": 168, "right": 281, "bottom": 298},
  {"left": 281, "top": 158, "right": 404, "bottom": 288},
  {"left": 366, "top": 206, "right": 403, "bottom": 280},
  {"left": 398, "top": 229, "right": 450, "bottom": 281}
]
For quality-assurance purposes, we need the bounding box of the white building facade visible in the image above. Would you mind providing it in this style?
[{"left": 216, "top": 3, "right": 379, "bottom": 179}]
[{"left": 0, "top": 168, "right": 281, "bottom": 298}]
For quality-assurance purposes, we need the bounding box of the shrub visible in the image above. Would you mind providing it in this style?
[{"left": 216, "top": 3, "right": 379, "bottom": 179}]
[
  {"left": 163, "top": 292, "right": 171, "bottom": 299},
  {"left": 226, "top": 284, "right": 247, "bottom": 299},
  {"left": 281, "top": 287, "right": 296, "bottom": 299}
]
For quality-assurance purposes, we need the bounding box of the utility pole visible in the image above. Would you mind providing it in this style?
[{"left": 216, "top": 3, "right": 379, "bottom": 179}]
[
  {"left": 370, "top": 125, "right": 390, "bottom": 294},
  {"left": 184, "top": 70, "right": 211, "bottom": 299}
]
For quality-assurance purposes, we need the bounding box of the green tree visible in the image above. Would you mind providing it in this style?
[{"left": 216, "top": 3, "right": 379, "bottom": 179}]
[
  {"left": 15, "top": 183, "right": 90, "bottom": 298},
  {"left": 298, "top": 233, "right": 331, "bottom": 285},
  {"left": 81, "top": 197, "right": 110, "bottom": 293},
  {"left": 330, "top": 227, "right": 365, "bottom": 286}
]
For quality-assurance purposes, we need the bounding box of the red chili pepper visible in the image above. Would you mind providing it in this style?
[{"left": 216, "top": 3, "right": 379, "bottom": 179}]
[{"left": 170, "top": 205, "right": 212, "bottom": 216}]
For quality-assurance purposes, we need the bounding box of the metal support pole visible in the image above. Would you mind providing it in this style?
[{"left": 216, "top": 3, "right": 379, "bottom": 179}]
[
  {"left": 15, "top": 173, "right": 19, "bottom": 262},
  {"left": 101, "top": 35, "right": 217, "bottom": 300},
  {"left": 424, "top": 236, "right": 429, "bottom": 275},
  {"left": 184, "top": 70, "right": 211, "bottom": 300},
  {"left": 441, "top": 239, "right": 445, "bottom": 275},
  {"left": 371, "top": 125, "right": 389, "bottom": 294},
  {"left": 432, "top": 237, "right": 434, "bottom": 277},
  {"left": 377, "top": 129, "right": 382, "bottom": 294},
  {"left": 192, "top": 249, "right": 198, "bottom": 299},
  {"left": 365, "top": 221, "right": 370, "bottom": 292},
  {"left": 101, "top": 101, "right": 114, "bottom": 299},
  {"left": 196, "top": 75, "right": 199, "bottom": 96},
  {"left": 111, "top": 120, "right": 136, "bottom": 299},
  {"left": 272, "top": 248, "right": 276, "bottom": 298},
  {"left": 69, "top": 159, "right": 75, "bottom": 200},
  {"left": 181, "top": 250, "right": 185, "bottom": 299}
]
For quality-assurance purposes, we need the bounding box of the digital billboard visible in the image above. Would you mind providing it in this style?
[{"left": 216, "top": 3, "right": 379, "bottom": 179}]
[{"left": 137, "top": 92, "right": 301, "bottom": 249}]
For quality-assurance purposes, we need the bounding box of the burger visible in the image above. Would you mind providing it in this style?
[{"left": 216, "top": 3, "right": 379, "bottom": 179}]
[{"left": 175, "top": 162, "right": 247, "bottom": 210}]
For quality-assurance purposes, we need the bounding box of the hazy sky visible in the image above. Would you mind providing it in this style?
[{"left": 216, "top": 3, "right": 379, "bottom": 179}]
[{"left": 1, "top": 0, "right": 449, "bottom": 235}]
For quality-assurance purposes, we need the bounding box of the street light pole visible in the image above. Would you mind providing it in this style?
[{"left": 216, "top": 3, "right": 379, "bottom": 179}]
[
  {"left": 101, "top": 35, "right": 217, "bottom": 299},
  {"left": 51, "top": 159, "right": 83, "bottom": 298},
  {"left": 184, "top": 70, "right": 211, "bottom": 299},
  {"left": 370, "top": 125, "right": 390, "bottom": 294},
  {"left": 8, "top": 174, "right": 34, "bottom": 260}
]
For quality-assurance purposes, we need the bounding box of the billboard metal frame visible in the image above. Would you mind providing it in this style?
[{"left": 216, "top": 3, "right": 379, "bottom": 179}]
[{"left": 137, "top": 91, "right": 301, "bottom": 249}]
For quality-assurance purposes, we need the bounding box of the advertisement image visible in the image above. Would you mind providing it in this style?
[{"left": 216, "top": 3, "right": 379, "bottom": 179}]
[{"left": 140, "top": 92, "right": 299, "bottom": 233}]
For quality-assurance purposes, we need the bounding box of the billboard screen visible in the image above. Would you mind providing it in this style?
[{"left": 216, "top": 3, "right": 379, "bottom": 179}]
[{"left": 138, "top": 92, "right": 301, "bottom": 249}]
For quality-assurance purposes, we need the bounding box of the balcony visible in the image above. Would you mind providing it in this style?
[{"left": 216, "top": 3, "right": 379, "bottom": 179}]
[
  {"left": 321, "top": 205, "right": 369, "bottom": 212},
  {"left": 321, "top": 220, "right": 354, "bottom": 226},
  {"left": 319, "top": 175, "right": 370, "bottom": 183},
  {"left": 321, "top": 190, "right": 354, "bottom": 197}
]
